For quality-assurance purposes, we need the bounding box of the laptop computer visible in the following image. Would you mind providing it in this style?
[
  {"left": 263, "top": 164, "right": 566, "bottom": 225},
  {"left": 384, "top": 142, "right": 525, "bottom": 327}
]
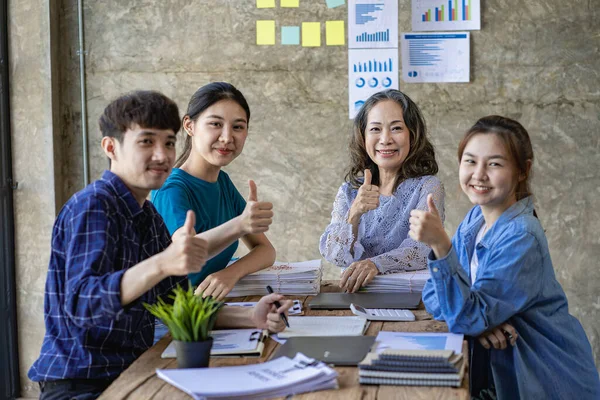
[
  {"left": 272, "top": 336, "right": 376, "bottom": 366},
  {"left": 308, "top": 292, "right": 422, "bottom": 310}
]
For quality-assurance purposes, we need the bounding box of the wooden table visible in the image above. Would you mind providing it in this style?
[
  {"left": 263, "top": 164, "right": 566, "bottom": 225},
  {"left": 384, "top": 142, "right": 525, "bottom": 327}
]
[{"left": 100, "top": 281, "right": 469, "bottom": 400}]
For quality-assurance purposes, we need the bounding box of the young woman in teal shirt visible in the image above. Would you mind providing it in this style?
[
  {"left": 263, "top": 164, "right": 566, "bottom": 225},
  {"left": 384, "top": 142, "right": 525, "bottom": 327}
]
[{"left": 152, "top": 82, "right": 275, "bottom": 300}]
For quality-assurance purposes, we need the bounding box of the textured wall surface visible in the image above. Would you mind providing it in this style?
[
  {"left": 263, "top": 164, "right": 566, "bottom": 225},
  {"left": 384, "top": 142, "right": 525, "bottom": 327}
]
[{"left": 10, "top": 0, "right": 599, "bottom": 396}]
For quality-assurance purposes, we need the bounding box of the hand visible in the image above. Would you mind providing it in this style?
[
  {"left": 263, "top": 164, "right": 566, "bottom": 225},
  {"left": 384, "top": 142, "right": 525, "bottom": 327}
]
[
  {"left": 238, "top": 180, "right": 274, "bottom": 235},
  {"left": 477, "top": 322, "right": 518, "bottom": 350},
  {"left": 161, "top": 211, "right": 208, "bottom": 276},
  {"left": 339, "top": 260, "right": 379, "bottom": 293},
  {"left": 348, "top": 169, "right": 380, "bottom": 223},
  {"left": 195, "top": 268, "right": 240, "bottom": 300},
  {"left": 409, "top": 194, "right": 451, "bottom": 258},
  {"left": 251, "top": 293, "right": 293, "bottom": 333}
]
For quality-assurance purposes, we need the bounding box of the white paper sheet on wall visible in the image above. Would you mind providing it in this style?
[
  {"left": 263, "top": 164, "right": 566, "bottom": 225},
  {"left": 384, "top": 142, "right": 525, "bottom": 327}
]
[
  {"left": 411, "top": 0, "right": 480, "bottom": 31},
  {"left": 401, "top": 32, "right": 470, "bottom": 83}
]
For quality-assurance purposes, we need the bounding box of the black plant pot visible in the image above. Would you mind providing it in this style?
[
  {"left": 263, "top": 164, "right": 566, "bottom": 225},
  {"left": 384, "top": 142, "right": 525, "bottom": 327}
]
[{"left": 173, "top": 337, "right": 214, "bottom": 368}]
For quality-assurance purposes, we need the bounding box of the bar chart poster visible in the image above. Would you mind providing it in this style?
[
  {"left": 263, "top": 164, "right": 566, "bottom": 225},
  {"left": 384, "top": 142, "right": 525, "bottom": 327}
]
[
  {"left": 348, "top": 48, "right": 399, "bottom": 118},
  {"left": 348, "top": 0, "right": 398, "bottom": 49},
  {"left": 412, "top": 0, "right": 480, "bottom": 31},
  {"left": 401, "top": 32, "right": 469, "bottom": 83}
]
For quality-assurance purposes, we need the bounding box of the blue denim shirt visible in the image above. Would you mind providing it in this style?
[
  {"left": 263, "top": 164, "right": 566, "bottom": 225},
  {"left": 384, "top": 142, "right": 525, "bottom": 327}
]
[{"left": 422, "top": 197, "right": 599, "bottom": 399}]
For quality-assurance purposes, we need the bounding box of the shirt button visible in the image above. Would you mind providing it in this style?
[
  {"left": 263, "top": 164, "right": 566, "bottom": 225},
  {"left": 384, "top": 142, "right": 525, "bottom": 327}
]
[{"left": 432, "top": 267, "right": 439, "bottom": 273}]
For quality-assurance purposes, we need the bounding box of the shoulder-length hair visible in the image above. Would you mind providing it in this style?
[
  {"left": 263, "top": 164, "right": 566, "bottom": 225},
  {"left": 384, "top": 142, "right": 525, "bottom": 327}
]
[{"left": 346, "top": 89, "right": 438, "bottom": 190}]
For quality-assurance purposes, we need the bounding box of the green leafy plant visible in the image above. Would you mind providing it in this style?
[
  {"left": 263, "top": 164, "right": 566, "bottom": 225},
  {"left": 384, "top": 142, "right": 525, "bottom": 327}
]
[{"left": 144, "top": 283, "right": 224, "bottom": 342}]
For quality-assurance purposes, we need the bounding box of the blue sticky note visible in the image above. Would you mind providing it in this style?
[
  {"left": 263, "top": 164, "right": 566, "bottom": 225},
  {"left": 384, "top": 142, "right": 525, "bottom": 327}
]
[
  {"left": 281, "top": 26, "right": 300, "bottom": 45},
  {"left": 326, "top": 0, "right": 345, "bottom": 8}
]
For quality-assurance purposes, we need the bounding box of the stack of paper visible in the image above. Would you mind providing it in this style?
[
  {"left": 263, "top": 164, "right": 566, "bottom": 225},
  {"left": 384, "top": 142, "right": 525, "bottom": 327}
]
[
  {"left": 358, "top": 349, "right": 465, "bottom": 387},
  {"left": 358, "top": 331, "right": 465, "bottom": 386},
  {"left": 157, "top": 353, "right": 338, "bottom": 399},
  {"left": 226, "top": 260, "right": 322, "bottom": 297},
  {"left": 278, "top": 316, "right": 369, "bottom": 338},
  {"left": 361, "top": 269, "right": 430, "bottom": 293}
]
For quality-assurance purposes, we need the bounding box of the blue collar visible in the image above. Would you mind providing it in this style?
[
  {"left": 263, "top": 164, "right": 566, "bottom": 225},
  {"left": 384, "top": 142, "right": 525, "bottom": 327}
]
[{"left": 100, "top": 170, "right": 148, "bottom": 220}]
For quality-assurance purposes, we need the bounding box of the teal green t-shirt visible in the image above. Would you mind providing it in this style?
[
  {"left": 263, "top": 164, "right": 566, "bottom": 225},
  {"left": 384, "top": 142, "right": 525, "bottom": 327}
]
[{"left": 151, "top": 168, "right": 246, "bottom": 286}]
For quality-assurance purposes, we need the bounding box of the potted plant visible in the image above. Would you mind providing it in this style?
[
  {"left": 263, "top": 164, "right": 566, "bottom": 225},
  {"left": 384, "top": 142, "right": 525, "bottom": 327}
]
[{"left": 144, "top": 283, "right": 224, "bottom": 368}]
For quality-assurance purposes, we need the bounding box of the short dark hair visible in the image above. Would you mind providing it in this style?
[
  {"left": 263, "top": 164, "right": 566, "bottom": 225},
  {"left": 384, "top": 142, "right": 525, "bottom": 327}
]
[
  {"left": 99, "top": 90, "right": 181, "bottom": 142},
  {"left": 346, "top": 89, "right": 438, "bottom": 190},
  {"left": 175, "top": 82, "right": 250, "bottom": 168}
]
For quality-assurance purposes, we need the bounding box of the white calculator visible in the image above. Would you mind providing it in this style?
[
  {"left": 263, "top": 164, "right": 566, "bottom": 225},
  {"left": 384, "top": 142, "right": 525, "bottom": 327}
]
[{"left": 350, "top": 303, "right": 415, "bottom": 321}]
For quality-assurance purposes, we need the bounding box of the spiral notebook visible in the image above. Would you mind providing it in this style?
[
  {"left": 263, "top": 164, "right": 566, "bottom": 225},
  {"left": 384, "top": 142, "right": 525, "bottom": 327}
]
[{"left": 161, "top": 329, "right": 267, "bottom": 358}]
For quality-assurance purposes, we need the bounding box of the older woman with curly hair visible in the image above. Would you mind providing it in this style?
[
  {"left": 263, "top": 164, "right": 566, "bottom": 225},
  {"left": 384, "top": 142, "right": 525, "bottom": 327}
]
[{"left": 319, "top": 89, "right": 445, "bottom": 292}]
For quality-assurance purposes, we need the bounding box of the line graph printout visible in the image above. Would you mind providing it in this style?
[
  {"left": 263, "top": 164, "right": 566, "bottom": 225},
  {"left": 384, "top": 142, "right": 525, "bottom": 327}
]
[
  {"left": 348, "top": 48, "right": 398, "bottom": 118},
  {"left": 412, "top": 0, "right": 480, "bottom": 31},
  {"left": 349, "top": 0, "right": 398, "bottom": 48},
  {"left": 401, "top": 32, "right": 469, "bottom": 83}
]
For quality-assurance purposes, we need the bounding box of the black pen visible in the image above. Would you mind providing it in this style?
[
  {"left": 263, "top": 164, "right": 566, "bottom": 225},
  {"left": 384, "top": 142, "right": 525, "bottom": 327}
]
[{"left": 266, "top": 285, "right": 290, "bottom": 328}]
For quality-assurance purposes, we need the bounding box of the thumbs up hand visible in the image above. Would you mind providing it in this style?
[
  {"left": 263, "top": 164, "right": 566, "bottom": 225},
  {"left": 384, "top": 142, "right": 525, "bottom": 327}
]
[
  {"left": 409, "top": 194, "right": 451, "bottom": 259},
  {"left": 162, "top": 210, "right": 209, "bottom": 276},
  {"left": 348, "top": 169, "right": 380, "bottom": 224},
  {"left": 238, "top": 179, "right": 274, "bottom": 235}
]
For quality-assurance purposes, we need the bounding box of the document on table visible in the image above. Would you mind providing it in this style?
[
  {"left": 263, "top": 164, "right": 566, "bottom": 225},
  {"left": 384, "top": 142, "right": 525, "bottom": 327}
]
[
  {"left": 277, "top": 316, "right": 368, "bottom": 338},
  {"left": 156, "top": 353, "right": 338, "bottom": 399},
  {"left": 375, "top": 331, "right": 464, "bottom": 354},
  {"left": 161, "top": 329, "right": 267, "bottom": 358},
  {"left": 225, "top": 299, "right": 303, "bottom": 315}
]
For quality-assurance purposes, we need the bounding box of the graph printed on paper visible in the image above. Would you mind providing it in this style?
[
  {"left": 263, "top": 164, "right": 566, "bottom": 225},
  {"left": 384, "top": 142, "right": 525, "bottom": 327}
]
[
  {"left": 411, "top": 0, "right": 480, "bottom": 31},
  {"left": 348, "top": 0, "right": 398, "bottom": 49},
  {"left": 348, "top": 48, "right": 399, "bottom": 119}
]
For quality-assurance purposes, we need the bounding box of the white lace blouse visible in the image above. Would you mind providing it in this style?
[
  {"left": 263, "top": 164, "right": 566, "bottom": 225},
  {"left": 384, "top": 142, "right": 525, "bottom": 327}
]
[{"left": 319, "top": 175, "right": 445, "bottom": 273}]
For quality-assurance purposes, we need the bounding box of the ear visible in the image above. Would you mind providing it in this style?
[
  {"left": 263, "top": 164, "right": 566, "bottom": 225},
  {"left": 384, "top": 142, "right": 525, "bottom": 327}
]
[
  {"left": 520, "top": 159, "right": 533, "bottom": 181},
  {"left": 182, "top": 116, "right": 194, "bottom": 136},
  {"left": 101, "top": 136, "right": 118, "bottom": 162}
]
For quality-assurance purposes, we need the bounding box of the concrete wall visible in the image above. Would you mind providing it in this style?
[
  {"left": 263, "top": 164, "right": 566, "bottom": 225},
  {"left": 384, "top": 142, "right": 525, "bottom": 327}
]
[{"left": 10, "top": 0, "right": 599, "bottom": 396}]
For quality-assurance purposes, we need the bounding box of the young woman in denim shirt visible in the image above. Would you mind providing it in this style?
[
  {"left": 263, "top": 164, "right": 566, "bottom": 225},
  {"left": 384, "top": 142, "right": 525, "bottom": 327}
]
[
  {"left": 409, "top": 116, "right": 599, "bottom": 399},
  {"left": 319, "top": 90, "right": 444, "bottom": 293}
]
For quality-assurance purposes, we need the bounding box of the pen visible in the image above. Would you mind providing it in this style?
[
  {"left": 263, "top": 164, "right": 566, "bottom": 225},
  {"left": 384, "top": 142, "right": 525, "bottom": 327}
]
[{"left": 266, "top": 285, "right": 290, "bottom": 328}]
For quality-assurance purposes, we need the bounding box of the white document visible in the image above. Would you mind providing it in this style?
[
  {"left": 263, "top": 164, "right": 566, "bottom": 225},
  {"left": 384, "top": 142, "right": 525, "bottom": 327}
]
[
  {"left": 156, "top": 353, "right": 338, "bottom": 399},
  {"left": 225, "top": 300, "right": 303, "bottom": 315},
  {"left": 161, "top": 329, "right": 266, "bottom": 359},
  {"left": 278, "top": 316, "right": 368, "bottom": 338},
  {"left": 412, "top": 0, "right": 480, "bottom": 31},
  {"left": 401, "top": 32, "right": 470, "bottom": 83},
  {"left": 348, "top": 0, "right": 399, "bottom": 49},
  {"left": 375, "top": 331, "right": 464, "bottom": 354},
  {"left": 348, "top": 48, "right": 399, "bottom": 119}
]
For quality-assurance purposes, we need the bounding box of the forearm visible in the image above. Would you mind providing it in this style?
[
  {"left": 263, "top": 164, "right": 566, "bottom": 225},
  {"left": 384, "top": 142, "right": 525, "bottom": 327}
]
[
  {"left": 227, "top": 242, "right": 276, "bottom": 279},
  {"left": 347, "top": 210, "right": 361, "bottom": 256},
  {"left": 196, "top": 217, "right": 244, "bottom": 259},
  {"left": 120, "top": 253, "right": 169, "bottom": 306},
  {"left": 215, "top": 306, "right": 254, "bottom": 329}
]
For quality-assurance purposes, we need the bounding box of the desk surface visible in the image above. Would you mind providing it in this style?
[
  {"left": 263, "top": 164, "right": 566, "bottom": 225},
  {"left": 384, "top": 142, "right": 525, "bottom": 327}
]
[{"left": 99, "top": 281, "right": 469, "bottom": 400}]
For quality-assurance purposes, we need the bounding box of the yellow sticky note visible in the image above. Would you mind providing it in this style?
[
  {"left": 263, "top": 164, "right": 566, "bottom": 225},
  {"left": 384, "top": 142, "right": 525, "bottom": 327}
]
[
  {"left": 326, "top": 21, "right": 345, "bottom": 45},
  {"left": 257, "top": 0, "right": 275, "bottom": 8},
  {"left": 256, "top": 20, "right": 275, "bottom": 45},
  {"left": 302, "top": 22, "right": 321, "bottom": 47},
  {"left": 281, "top": 0, "right": 299, "bottom": 7}
]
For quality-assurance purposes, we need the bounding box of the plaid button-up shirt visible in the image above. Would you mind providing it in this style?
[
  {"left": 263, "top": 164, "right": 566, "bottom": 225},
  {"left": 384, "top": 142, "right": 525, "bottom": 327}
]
[{"left": 28, "top": 170, "right": 186, "bottom": 382}]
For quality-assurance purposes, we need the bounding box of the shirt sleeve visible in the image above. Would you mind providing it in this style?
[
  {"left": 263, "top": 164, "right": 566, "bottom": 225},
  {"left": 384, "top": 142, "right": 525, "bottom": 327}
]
[
  {"left": 427, "top": 229, "right": 544, "bottom": 336},
  {"left": 230, "top": 181, "right": 247, "bottom": 217},
  {"left": 368, "top": 176, "right": 446, "bottom": 274},
  {"left": 152, "top": 183, "right": 197, "bottom": 236},
  {"left": 62, "top": 195, "right": 130, "bottom": 328},
  {"left": 422, "top": 274, "right": 444, "bottom": 320},
  {"left": 319, "top": 184, "right": 359, "bottom": 268}
]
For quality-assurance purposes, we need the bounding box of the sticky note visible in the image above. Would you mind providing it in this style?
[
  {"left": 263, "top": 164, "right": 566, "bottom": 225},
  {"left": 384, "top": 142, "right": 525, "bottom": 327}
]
[
  {"left": 257, "top": 0, "right": 275, "bottom": 8},
  {"left": 326, "top": 20, "right": 345, "bottom": 45},
  {"left": 302, "top": 22, "right": 321, "bottom": 47},
  {"left": 256, "top": 20, "right": 275, "bottom": 45},
  {"left": 281, "top": 26, "right": 300, "bottom": 45},
  {"left": 326, "top": 0, "right": 345, "bottom": 8},
  {"left": 281, "top": 0, "right": 299, "bottom": 7}
]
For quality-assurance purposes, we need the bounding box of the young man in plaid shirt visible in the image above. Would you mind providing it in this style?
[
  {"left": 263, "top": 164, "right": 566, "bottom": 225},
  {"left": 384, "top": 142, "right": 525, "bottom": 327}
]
[{"left": 28, "top": 91, "right": 290, "bottom": 399}]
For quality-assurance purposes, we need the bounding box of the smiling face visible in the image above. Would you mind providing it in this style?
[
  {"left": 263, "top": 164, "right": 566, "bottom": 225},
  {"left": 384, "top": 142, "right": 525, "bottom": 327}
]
[
  {"left": 184, "top": 99, "right": 248, "bottom": 170},
  {"left": 459, "top": 133, "right": 522, "bottom": 221},
  {"left": 102, "top": 123, "right": 176, "bottom": 205},
  {"left": 364, "top": 100, "right": 411, "bottom": 175}
]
